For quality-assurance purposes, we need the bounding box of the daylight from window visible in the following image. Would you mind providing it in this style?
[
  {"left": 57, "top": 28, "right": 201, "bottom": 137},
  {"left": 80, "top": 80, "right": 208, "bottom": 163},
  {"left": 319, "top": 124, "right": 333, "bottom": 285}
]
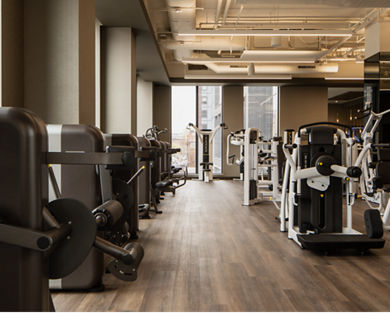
[{"left": 171, "top": 86, "right": 197, "bottom": 173}]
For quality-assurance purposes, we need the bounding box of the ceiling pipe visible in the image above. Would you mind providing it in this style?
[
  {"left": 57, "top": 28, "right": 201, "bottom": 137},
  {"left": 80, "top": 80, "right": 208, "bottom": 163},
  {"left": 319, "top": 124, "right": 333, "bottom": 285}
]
[
  {"left": 215, "top": 0, "right": 223, "bottom": 28},
  {"left": 176, "top": 29, "right": 353, "bottom": 37},
  {"left": 317, "top": 9, "right": 379, "bottom": 61},
  {"left": 162, "top": 38, "right": 245, "bottom": 51},
  {"left": 221, "top": 0, "right": 232, "bottom": 25}
]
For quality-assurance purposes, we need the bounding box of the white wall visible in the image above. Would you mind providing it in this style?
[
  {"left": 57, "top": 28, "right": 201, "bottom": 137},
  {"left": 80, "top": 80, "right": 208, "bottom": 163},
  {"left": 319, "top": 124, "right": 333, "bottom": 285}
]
[{"left": 136, "top": 77, "right": 153, "bottom": 136}]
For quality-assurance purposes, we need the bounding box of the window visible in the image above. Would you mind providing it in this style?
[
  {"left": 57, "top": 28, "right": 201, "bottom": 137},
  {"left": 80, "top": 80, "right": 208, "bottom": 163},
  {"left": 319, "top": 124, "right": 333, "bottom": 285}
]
[
  {"left": 244, "top": 86, "right": 279, "bottom": 139},
  {"left": 198, "top": 86, "right": 223, "bottom": 174},
  {"left": 171, "top": 86, "right": 197, "bottom": 174}
]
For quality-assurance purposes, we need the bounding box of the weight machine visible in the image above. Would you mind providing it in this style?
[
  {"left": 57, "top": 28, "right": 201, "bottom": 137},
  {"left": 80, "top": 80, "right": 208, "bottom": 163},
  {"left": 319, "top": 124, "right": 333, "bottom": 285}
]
[
  {"left": 280, "top": 122, "right": 385, "bottom": 251},
  {"left": 226, "top": 129, "right": 245, "bottom": 180},
  {"left": 188, "top": 122, "right": 227, "bottom": 182},
  {"left": 243, "top": 128, "right": 282, "bottom": 208},
  {"left": 354, "top": 108, "right": 390, "bottom": 230}
]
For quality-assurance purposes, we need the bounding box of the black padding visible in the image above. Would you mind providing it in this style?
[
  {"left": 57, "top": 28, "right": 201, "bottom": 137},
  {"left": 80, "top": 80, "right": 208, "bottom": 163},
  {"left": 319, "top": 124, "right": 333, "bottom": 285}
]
[
  {"left": 297, "top": 234, "right": 385, "bottom": 250},
  {"left": 48, "top": 198, "right": 97, "bottom": 279},
  {"left": 364, "top": 209, "right": 384, "bottom": 239},
  {"left": 346, "top": 166, "right": 362, "bottom": 178},
  {"left": 172, "top": 167, "right": 182, "bottom": 174},
  {"left": 111, "top": 179, "right": 134, "bottom": 228},
  {"left": 92, "top": 200, "right": 124, "bottom": 229},
  {"left": 155, "top": 180, "right": 172, "bottom": 189},
  {"left": 315, "top": 154, "right": 336, "bottom": 176},
  {"left": 307, "top": 126, "right": 336, "bottom": 145}
]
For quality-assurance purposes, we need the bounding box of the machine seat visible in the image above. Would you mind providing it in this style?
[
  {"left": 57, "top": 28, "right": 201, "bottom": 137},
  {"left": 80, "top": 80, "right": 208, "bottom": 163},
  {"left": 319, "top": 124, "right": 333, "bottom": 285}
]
[
  {"left": 171, "top": 167, "right": 182, "bottom": 174},
  {"left": 155, "top": 180, "right": 173, "bottom": 189},
  {"left": 297, "top": 234, "right": 385, "bottom": 251}
]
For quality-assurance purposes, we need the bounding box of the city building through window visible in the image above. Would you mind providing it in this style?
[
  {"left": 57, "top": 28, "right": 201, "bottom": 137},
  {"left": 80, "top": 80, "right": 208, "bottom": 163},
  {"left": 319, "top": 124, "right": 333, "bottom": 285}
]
[{"left": 244, "top": 86, "right": 279, "bottom": 139}]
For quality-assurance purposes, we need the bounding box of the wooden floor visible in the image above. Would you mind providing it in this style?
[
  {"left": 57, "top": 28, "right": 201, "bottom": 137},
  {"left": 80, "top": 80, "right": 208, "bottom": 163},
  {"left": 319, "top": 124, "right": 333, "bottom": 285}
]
[{"left": 53, "top": 180, "right": 390, "bottom": 312}]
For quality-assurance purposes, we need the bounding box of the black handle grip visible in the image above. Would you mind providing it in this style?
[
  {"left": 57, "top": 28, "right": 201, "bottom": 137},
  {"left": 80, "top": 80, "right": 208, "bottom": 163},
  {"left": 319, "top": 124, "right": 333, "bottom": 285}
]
[{"left": 284, "top": 143, "right": 297, "bottom": 149}]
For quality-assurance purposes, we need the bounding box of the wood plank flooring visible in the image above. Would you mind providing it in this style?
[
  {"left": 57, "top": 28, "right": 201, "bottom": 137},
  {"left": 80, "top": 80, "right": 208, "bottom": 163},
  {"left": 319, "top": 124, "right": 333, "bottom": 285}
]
[{"left": 53, "top": 180, "right": 390, "bottom": 311}]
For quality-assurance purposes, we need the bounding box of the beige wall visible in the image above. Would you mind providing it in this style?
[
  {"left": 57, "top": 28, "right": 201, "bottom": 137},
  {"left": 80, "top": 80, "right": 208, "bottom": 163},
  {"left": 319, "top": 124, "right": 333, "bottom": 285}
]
[
  {"left": 153, "top": 84, "right": 171, "bottom": 143},
  {"left": 279, "top": 86, "right": 328, "bottom": 133},
  {"left": 222, "top": 85, "right": 243, "bottom": 177},
  {"left": 1, "top": 0, "right": 24, "bottom": 108},
  {"left": 137, "top": 77, "right": 153, "bottom": 136},
  {"left": 101, "top": 27, "right": 134, "bottom": 133}
]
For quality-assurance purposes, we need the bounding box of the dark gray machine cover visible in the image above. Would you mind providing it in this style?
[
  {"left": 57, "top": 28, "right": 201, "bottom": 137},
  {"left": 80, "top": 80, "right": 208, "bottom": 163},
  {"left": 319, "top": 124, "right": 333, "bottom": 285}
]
[
  {"left": 110, "top": 134, "right": 139, "bottom": 236},
  {"left": 137, "top": 137, "right": 152, "bottom": 206},
  {"left": 0, "top": 107, "right": 51, "bottom": 310},
  {"left": 48, "top": 124, "right": 104, "bottom": 290}
]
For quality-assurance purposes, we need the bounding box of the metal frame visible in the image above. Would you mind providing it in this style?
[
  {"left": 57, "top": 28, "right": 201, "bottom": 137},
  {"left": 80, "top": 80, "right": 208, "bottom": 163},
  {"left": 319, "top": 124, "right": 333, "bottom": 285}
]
[{"left": 243, "top": 128, "right": 281, "bottom": 207}]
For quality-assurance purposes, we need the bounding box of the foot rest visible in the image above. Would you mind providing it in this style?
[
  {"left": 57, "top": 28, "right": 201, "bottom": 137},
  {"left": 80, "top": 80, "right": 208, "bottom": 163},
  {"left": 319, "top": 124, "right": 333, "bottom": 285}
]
[
  {"left": 138, "top": 204, "right": 150, "bottom": 212},
  {"left": 297, "top": 234, "right": 385, "bottom": 251}
]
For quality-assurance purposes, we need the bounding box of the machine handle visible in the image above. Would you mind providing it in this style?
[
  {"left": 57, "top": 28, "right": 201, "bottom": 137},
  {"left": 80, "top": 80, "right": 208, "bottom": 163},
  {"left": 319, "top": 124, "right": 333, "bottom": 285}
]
[
  {"left": 126, "top": 166, "right": 145, "bottom": 185},
  {"left": 298, "top": 122, "right": 352, "bottom": 137},
  {"left": 0, "top": 221, "right": 71, "bottom": 252},
  {"left": 284, "top": 143, "right": 297, "bottom": 149}
]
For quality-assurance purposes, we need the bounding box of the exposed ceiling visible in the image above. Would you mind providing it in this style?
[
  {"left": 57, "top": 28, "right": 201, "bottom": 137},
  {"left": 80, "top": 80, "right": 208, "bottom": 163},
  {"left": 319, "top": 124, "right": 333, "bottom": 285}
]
[
  {"left": 96, "top": 0, "right": 169, "bottom": 85},
  {"left": 143, "top": 0, "right": 390, "bottom": 83}
]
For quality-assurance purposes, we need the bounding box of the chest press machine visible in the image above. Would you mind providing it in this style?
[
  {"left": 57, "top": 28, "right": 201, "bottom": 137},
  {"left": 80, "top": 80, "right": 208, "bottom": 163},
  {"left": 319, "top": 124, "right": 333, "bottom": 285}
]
[{"left": 280, "top": 122, "right": 385, "bottom": 251}]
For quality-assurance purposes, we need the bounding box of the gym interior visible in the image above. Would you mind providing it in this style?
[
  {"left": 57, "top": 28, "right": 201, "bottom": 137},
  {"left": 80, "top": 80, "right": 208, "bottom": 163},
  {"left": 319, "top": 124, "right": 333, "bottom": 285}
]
[{"left": 1, "top": 0, "right": 390, "bottom": 312}]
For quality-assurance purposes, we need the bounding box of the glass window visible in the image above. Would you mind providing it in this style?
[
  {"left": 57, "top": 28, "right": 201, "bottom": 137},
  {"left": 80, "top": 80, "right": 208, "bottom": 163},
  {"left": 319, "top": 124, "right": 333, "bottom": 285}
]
[
  {"left": 198, "top": 86, "right": 223, "bottom": 174},
  {"left": 171, "top": 86, "right": 197, "bottom": 174},
  {"left": 244, "top": 86, "right": 279, "bottom": 140}
]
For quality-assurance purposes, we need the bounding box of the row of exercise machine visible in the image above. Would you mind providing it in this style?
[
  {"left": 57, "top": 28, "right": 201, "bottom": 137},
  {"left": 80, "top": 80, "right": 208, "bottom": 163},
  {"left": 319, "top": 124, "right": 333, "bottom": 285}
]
[
  {"left": 226, "top": 108, "right": 390, "bottom": 252},
  {"left": 0, "top": 107, "right": 186, "bottom": 311}
]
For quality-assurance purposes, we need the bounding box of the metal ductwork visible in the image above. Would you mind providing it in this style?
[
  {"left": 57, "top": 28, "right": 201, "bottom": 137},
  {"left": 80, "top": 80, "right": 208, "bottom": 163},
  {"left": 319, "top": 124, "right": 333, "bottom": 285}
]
[{"left": 204, "top": 63, "right": 339, "bottom": 74}]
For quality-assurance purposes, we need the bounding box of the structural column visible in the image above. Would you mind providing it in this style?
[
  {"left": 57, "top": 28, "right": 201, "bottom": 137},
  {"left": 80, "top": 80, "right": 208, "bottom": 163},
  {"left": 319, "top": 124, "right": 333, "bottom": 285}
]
[
  {"left": 222, "top": 85, "right": 243, "bottom": 177},
  {"left": 1, "top": 0, "right": 24, "bottom": 108},
  {"left": 152, "top": 84, "right": 171, "bottom": 143},
  {"left": 101, "top": 27, "right": 136, "bottom": 134},
  {"left": 23, "top": 0, "right": 96, "bottom": 125},
  {"left": 279, "top": 86, "right": 328, "bottom": 134}
]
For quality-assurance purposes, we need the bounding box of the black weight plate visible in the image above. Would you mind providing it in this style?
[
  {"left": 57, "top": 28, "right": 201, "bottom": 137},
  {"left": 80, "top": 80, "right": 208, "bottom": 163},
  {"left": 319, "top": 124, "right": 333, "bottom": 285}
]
[{"left": 48, "top": 198, "right": 97, "bottom": 279}]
